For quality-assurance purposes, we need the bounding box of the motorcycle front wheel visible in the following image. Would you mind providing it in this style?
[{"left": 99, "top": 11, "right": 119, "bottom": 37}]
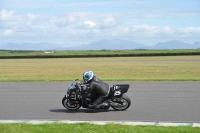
[
  {"left": 111, "top": 94, "right": 131, "bottom": 111},
  {"left": 62, "top": 96, "right": 81, "bottom": 110}
]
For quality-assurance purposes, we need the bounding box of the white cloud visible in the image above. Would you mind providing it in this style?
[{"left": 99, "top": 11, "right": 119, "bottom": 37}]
[
  {"left": 180, "top": 27, "right": 200, "bottom": 33},
  {"left": 163, "top": 26, "right": 173, "bottom": 34},
  {"left": 4, "top": 29, "right": 13, "bottom": 36},
  {"left": 56, "top": 15, "right": 79, "bottom": 27},
  {"left": 0, "top": 9, "right": 21, "bottom": 21},
  {"left": 130, "top": 24, "right": 200, "bottom": 36},
  {"left": 0, "top": 9, "right": 24, "bottom": 28},
  {"left": 100, "top": 17, "right": 119, "bottom": 29},
  {"left": 84, "top": 21, "right": 96, "bottom": 27},
  {"left": 26, "top": 13, "right": 48, "bottom": 25},
  {"left": 132, "top": 24, "right": 159, "bottom": 35},
  {"left": 27, "top": 13, "right": 46, "bottom": 21}
]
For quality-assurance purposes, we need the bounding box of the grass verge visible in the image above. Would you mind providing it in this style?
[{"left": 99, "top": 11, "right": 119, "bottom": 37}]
[
  {"left": 0, "top": 123, "right": 200, "bottom": 133},
  {"left": 0, "top": 56, "right": 200, "bottom": 82}
]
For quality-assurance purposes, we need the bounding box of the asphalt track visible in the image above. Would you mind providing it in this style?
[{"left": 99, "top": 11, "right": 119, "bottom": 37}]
[{"left": 0, "top": 82, "right": 200, "bottom": 123}]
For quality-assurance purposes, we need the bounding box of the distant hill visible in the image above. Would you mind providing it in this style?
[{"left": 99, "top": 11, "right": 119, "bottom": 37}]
[
  {"left": 67, "top": 40, "right": 200, "bottom": 50},
  {"left": 67, "top": 39, "right": 148, "bottom": 50},
  {"left": 153, "top": 40, "right": 194, "bottom": 49},
  {"left": 0, "top": 42, "right": 65, "bottom": 50},
  {"left": 194, "top": 42, "right": 200, "bottom": 49},
  {"left": 0, "top": 40, "right": 200, "bottom": 50}
]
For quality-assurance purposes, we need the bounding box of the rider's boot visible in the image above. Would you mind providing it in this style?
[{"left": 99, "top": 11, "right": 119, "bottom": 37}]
[
  {"left": 97, "top": 102, "right": 110, "bottom": 108},
  {"left": 88, "top": 104, "right": 97, "bottom": 109},
  {"left": 88, "top": 102, "right": 110, "bottom": 109}
]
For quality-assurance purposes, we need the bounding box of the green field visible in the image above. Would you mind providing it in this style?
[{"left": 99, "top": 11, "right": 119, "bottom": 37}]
[
  {"left": 0, "top": 123, "right": 199, "bottom": 133},
  {"left": 0, "top": 56, "right": 199, "bottom": 82},
  {"left": 0, "top": 49, "right": 200, "bottom": 57}
]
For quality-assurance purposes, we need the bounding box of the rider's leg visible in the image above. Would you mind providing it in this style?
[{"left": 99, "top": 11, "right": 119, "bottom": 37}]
[{"left": 88, "top": 95, "right": 108, "bottom": 108}]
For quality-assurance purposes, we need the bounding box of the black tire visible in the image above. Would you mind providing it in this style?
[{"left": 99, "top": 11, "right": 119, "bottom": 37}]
[
  {"left": 111, "top": 94, "right": 131, "bottom": 111},
  {"left": 62, "top": 96, "right": 81, "bottom": 110}
]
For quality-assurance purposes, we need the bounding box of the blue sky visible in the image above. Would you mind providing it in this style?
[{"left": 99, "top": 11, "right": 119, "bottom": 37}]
[{"left": 0, "top": 0, "right": 200, "bottom": 47}]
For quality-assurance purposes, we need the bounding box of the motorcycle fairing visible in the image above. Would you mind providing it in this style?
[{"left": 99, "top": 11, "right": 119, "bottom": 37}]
[{"left": 113, "top": 84, "right": 129, "bottom": 97}]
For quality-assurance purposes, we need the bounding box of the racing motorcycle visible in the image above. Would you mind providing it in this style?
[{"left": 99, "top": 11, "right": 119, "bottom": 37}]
[{"left": 62, "top": 79, "right": 131, "bottom": 111}]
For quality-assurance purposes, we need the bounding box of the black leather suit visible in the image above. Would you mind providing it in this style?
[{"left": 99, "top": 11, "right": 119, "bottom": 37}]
[{"left": 87, "top": 76, "right": 110, "bottom": 106}]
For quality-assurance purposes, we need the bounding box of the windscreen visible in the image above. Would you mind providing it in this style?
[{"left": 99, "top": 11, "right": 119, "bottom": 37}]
[{"left": 68, "top": 81, "right": 76, "bottom": 91}]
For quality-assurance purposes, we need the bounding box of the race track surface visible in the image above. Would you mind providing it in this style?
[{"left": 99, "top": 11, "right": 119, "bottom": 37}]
[{"left": 0, "top": 82, "right": 200, "bottom": 123}]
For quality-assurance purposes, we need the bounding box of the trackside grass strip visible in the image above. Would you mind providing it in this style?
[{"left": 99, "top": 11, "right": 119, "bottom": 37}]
[
  {"left": 0, "top": 56, "right": 200, "bottom": 81},
  {"left": 0, "top": 123, "right": 200, "bottom": 133}
]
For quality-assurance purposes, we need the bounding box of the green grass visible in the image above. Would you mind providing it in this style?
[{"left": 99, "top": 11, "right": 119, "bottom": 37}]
[
  {"left": 0, "top": 56, "right": 200, "bottom": 82},
  {"left": 0, "top": 49, "right": 200, "bottom": 57},
  {"left": 0, "top": 123, "right": 199, "bottom": 133}
]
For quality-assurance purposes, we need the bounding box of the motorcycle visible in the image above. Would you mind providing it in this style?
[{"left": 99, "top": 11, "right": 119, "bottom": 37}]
[{"left": 62, "top": 79, "right": 131, "bottom": 111}]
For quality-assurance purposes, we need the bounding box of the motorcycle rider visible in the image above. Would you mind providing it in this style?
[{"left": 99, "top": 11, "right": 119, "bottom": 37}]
[{"left": 82, "top": 71, "right": 110, "bottom": 109}]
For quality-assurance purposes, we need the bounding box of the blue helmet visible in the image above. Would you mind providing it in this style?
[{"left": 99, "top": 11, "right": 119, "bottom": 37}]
[{"left": 83, "top": 71, "right": 94, "bottom": 83}]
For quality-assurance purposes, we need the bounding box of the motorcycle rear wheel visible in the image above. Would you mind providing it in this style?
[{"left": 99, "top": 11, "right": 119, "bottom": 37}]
[
  {"left": 111, "top": 94, "right": 131, "bottom": 111},
  {"left": 62, "top": 96, "right": 81, "bottom": 110}
]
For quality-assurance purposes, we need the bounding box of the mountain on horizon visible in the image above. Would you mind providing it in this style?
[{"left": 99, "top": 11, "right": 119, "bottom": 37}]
[
  {"left": 67, "top": 39, "right": 147, "bottom": 50},
  {"left": 0, "top": 40, "right": 200, "bottom": 50},
  {"left": 0, "top": 42, "right": 65, "bottom": 50},
  {"left": 67, "top": 39, "right": 200, "bottom": 50},
  {"left": 194, "top": 42, "right": 200, "bottom": 48},
  {"left": 153, "top": 40, "right": 196, "bottom": 49}
]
